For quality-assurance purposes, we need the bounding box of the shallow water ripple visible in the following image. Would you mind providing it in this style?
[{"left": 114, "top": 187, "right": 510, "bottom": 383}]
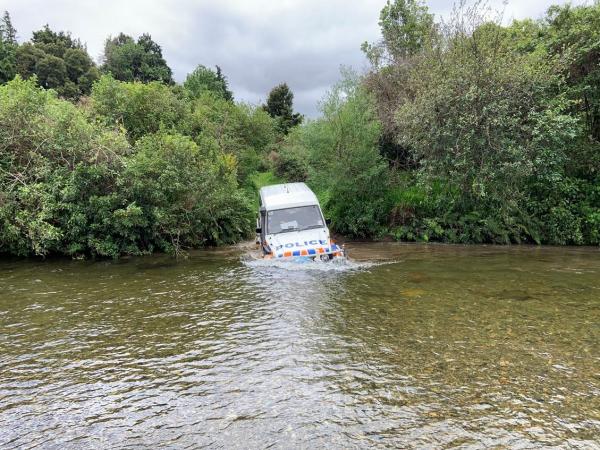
[{"left": 1, "top": 244, "right": 599, "bottom": 448}]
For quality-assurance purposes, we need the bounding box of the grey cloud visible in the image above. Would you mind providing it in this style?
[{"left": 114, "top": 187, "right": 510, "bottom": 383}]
[
  {"left": 2, "top": 0, "right": 586, "bottom": 117},
  {"left": 163, "top": 0, "right": 380, "bottom": 116}
]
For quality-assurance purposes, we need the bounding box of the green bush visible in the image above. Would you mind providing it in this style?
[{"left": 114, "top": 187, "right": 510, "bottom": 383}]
[
  {"left": 0, "top": 76, "right": 130, "bottom": 256},
  {"left": 119, "top": 132, "right": 252, "bottom": 255},
  {"left": 278, "top": 72, "right": 389, "bottom": 237},
  {"left": 91, "top": 74, "right": 186, "bottom": 142},
  {"left": 0, "top": 76, "right": 254, "bottom": 258},
  {"left": 273, "top": 144, "right": 309, "bottom": 181},
  {"left": 179, "top": 93, "right": 277, "bottom": 185}
]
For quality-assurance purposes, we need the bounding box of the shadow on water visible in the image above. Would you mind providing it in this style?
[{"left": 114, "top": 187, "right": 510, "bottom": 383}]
[{"left": 0, "top": 242, "right": 599, "bottom": 448}]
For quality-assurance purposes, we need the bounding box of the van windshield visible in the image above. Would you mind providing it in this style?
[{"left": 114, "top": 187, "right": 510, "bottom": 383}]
[{"left": 267, "top": 205, "right": 324, "bottom": 234}]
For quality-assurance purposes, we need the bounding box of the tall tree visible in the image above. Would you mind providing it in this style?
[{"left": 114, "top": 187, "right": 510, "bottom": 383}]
[
  {"left": 0, "top": 11, "right": 17, "bottom": 44},
  {"left": 0, "top": 11, "right": 17, "bottom": 83},
  {"left": 13, "top": 24, "right": 98, "bottom": 98},
  {"left": 31, "top": 24, "right": 82, "bottom": 57},
  {"left": 184, "top": 64, "right": 233, "bottom": 101},
  {"left": 102, "top": 33, "right": 173, "bottom": 84},
  {"left": 361, "top": 0, "right": 433, "bottom": 66},
  {"left": 263, "top": 83, "right": 302, "bottom": 134},
  {"left": 215, "top": 66, "right": 233, "bottom": 101}
]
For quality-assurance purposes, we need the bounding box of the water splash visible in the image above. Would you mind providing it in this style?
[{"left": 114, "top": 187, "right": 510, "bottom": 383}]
[{"left": 241, "top": 253, "right": 379, "bottom": 272}]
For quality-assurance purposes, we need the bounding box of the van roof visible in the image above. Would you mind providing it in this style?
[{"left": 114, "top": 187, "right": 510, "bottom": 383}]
[{"left": 259, "top": 183, "right": 319, "bottom": 210}]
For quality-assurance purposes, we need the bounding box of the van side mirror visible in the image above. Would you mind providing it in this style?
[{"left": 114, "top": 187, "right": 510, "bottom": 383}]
[
  {"left": 325, "top": 218, "right": 331, "bottom": 225},
  {"left": 256, "top": 227, "right": 262, "bottom": 234}
]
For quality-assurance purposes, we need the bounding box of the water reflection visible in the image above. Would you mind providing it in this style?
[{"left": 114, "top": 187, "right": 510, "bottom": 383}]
[{"left": 0, "top": 243, "right": 599, "bottom": 448}]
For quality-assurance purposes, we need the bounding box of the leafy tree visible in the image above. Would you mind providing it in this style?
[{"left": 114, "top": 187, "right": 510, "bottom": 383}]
[
  {"left": 280, "top": 72, "right": 388, "bottom": 237},
  {"left": 0, "top": 41, "right": 16, "bottom": 83},
  {"left": 64, "top": 48, "right": 92, "bottom": 82},
  {"left": 544, "top": 3, "right": 600, "bottom": 164},
  {"left": 102, "top": 33, "right": 173, "bottom": 84},
  {"left": 15, "top": 43, "right": 44, "bottom": 78},
  {"left": 35, "top": 54, "right": 67, "bottom": 89},
  {"left": 120, "top": 132, "right": 252, "bottom": 254},
  {"left": 101, "top": 34, "right": 139, "bottom": 81},
  {"left": 11, "top": 24, "right": 98, "bottom": 98},
  {"left": 91, "top": 74, "right": 186, "bottom": 142},
  {"left": 361, "top": 0, "right": 434, "bottom": 66},
  {"left": 31, "top": 25, "right": 82, "bottom": 57},
  {"left": 184, "top": 64, "right": 233, "bottom": 101},
  {"left": 180, "top": 92, "right": 276, "bottom": 184},
  {"left": 0, "top": 11, "right": 16, "bottom": 44},
  {"left": 361, "top": 0, "right": 434, "bottom": 162},
  {"left": 263, "top": 83, "right": 302, "bottom": 134}
]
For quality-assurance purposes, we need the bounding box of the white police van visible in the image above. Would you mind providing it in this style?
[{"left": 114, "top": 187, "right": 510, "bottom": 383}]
[{"left": 256, "top": 183, "right": 345, "bottom": 261}]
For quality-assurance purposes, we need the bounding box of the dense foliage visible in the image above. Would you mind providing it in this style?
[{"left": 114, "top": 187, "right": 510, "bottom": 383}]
[
  {"left": 263, "top": 83, "right": 303, "bottom": 134},
  {"left": 279, "top": 72, "right": 388, "bottom": 237},
  {"left": 384, "top": 1, "right": 599, "bottom": 245},
  {"left": 90, "top": 74, "right": 187, "bottom": 142},
  {"left": 0, "top": 12, "right": 295, "bottom": 257},
  {"left": 0, "top": 2, "right": 598, "bottom": 258},
  {"left": 12, "top": 24, "right": 99, "bottom": 99},
  {"left": 0, "top": 77, "right": 257, "bottom": 257},
  {"left": 277, "top": 1, "right": 599, "bottom": 245},
  {"left": 184, "top": 65, "right": 233, "bottom": 101},
  {"left": 102, "top": 33, "right": 173, "bottom": 84}
]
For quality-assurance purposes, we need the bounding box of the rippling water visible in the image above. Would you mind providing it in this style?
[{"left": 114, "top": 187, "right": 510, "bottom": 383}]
[{"left": 1, "top": 243, "right": 599, "bottom": 449}]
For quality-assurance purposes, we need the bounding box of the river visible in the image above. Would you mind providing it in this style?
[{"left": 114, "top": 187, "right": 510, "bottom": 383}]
[{"left": 1, "top": 243, "right": 599, "bottom": 449}]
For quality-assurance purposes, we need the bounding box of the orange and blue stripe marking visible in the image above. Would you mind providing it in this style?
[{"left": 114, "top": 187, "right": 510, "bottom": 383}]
[{"left": 276, "top": 244, "right": 340, "bottom": 258}]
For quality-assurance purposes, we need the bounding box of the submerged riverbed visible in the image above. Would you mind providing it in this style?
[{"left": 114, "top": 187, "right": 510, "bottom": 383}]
[{"left": 1, "top": 243, "right": 599, "bottom": 449}]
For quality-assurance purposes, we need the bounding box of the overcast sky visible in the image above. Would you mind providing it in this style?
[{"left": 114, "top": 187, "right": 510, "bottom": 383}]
[{"left": 1, "top": 0, "right": 590, "bottom": 117}]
